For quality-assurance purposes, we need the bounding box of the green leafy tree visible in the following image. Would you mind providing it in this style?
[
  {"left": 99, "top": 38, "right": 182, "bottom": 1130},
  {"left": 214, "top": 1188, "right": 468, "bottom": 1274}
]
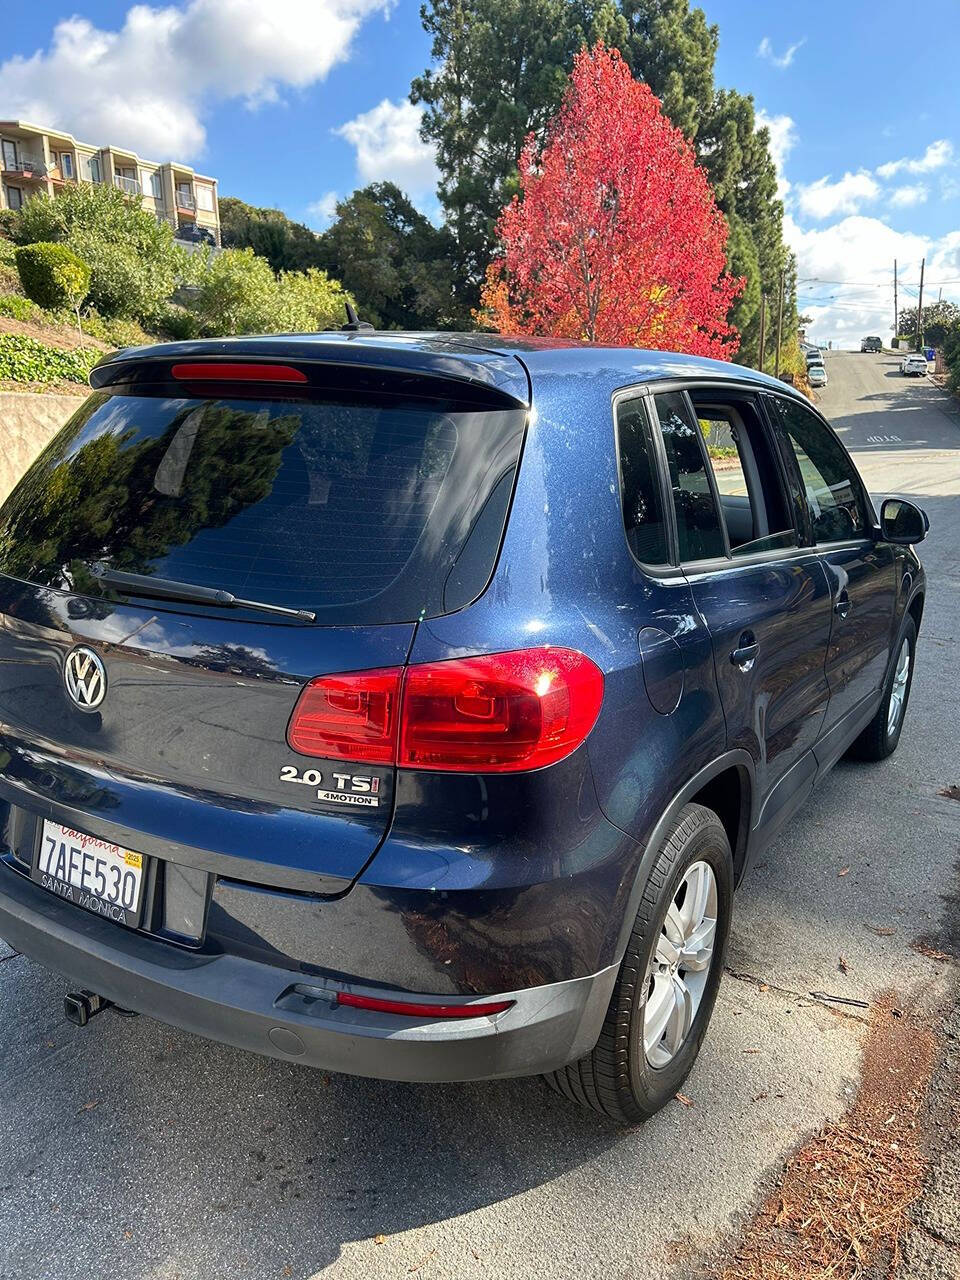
[
  {"left": 412, "top": 0, "right": 794, "bottom": 355},
  {"left": 186, "top": 247, "right": 281, "bottom": 334},
  {"left": 218, "top": 197, "right": 326, "bottom": 274},
  {"left": 411, "top": 0, "right": 616, "bottom": 303},
  {"left": 898, "top": 301, "right": 960, "bottom": 348},
  {"left": 185, "top": 248, "right": 354, "bottom": 336},
  {"left": 9, "top": 183, "right": 183, "bottom": 321},
  {"left": 615, "top": 0, "right": 717, "bottom": 139},
  {"left": 317, "top": 183, "right": 461, "bottom": 328},
  {"left": 276, "top": 267, "right": 354, "bottom": 331}
]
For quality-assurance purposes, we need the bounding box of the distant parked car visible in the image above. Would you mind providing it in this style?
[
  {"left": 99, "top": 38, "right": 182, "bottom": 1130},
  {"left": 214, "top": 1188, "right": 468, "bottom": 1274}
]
[
  {"left": 176, "top": 223, "right": 217, "bottom": 247},
  {"left": 805, "top": 348, "right": 823, "bottom": 366},
  {"left": 861, "top": 337, "right": 883, "bottom": 353},
  {"left": 808, "top": 363, "right": 828, "bottom": 387},
  {"left": 900, "top": 354, "right": 928, "bottom": 377}
]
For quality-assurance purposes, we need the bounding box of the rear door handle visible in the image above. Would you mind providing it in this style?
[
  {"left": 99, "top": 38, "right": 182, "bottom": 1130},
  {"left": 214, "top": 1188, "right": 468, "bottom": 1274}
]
[
  {"left": 834, "top": 591, "right": 851, "bottom": 619},
  {"left": 730, "top": 632, "right": 759, "bottom": 672}
]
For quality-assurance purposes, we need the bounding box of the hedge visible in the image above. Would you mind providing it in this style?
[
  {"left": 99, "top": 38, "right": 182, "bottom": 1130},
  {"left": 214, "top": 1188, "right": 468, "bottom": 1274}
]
[
  {"left": 15, "top": 242, "right": 90, "bottom": 312},
  {"left": 0, "top": 334, "right": 99, "bottom": 384}
]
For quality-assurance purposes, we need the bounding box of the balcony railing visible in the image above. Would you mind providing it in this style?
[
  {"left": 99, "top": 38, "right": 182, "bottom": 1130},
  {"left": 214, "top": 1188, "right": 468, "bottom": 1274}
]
[
  {"left": 114, "top": 173, "right": 141, "bottom": 196},
  {"left": 2, "top": 156, "right": 47, "bottom": 177},
  {"left": 175, "top": 191, "right": 195, "bottom": 210}
]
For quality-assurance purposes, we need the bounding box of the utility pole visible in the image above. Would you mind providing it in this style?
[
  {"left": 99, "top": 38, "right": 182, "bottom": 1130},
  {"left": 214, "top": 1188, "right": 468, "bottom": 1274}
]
[
  {"left": 774, "top": 270, "right": 785, "bottom": 378},
  {"left": 893, "top": 259, "right": 898, "bottom": 341},
  {"left": 916, "top": 257, "right": 925, "bottom": 350},
  {"left": 758, "top": 294, "right": 766, "bottom": 372}
]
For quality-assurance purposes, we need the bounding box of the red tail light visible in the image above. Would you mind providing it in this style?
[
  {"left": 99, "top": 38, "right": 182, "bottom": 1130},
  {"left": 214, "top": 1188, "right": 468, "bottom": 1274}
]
[
  {"left": 287, "top": 667, "right": 402, "bottom": 763},
  {"left": 287, "top": 648, "right": 603, "bottom": 772},
  {"left": 399, "top": 648, "right": 604, "bottom": 771},
  {"left": 336, "top": 991, "right": 513, "bottom": 1019}
]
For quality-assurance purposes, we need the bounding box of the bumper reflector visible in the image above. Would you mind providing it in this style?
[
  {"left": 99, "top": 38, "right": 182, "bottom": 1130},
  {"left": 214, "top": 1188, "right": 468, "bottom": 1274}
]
[{"left": 336, "top": 991, "right": 513, "bottom": 1019}]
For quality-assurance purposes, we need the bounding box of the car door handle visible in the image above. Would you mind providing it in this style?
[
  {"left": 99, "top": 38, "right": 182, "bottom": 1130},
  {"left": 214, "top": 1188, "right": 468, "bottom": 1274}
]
[
  {"left": 730, "top": 633, "right": 759, "bottom": 671},
  {"left": 834, "top": 592, "right": 851, "bottom": 619}
]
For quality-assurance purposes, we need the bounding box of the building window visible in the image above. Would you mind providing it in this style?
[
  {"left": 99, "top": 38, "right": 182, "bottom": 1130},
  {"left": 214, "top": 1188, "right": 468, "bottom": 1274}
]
[
  {"left": 89, "top": 156, "right": 101, "bottom": 183},
  {"left": 4, "top": 185, "right": 23, "bottom": 211},
  {"left": 150, "top": 171, "right": 163, "bottom": 200},
  {"left": 2, "top": 139, "right": 17, "bottom": 171},
  {"left": 196, "top": 184, "right": 214, "bottom": 212},
  {"left": 60, "top": 153, "right": 74, "bottom": 179}
]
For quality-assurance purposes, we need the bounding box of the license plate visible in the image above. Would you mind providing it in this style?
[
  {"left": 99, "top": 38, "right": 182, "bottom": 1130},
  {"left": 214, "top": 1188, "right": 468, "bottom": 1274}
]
[{"left": 32, "top": 821, "right": 146, "bottom": 928}]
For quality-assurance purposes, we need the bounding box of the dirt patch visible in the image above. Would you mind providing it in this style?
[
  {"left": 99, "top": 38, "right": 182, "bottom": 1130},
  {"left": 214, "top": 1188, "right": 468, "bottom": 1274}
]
[
  {"left": 0, "top": 314, "right": 110, "bottom": 353},
  {"left": 717, "top": 993, "right": 938, "bottom": 1280}
]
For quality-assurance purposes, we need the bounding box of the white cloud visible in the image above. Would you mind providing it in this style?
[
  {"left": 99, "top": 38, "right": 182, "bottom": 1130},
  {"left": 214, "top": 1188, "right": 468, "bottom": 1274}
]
[
  {"left": 786, "top": 213, "right": 941, "bottom": 347},
  {"left": 876, "top": 139, "right": 954, "bottom": 179},
  {"left": 0, "top": 0, "right": 390, "bottom": 159},
  {"left": 306, "top": 191, "right": 340, "bottom": 229},
  {"left": 889, "top": 184, "right": 928, "bottom": 208},
  {"left": 756, "top": 109, "right": 796, "bottom": 199},
  {"left": 795, "top": 170, "right": 880, "bottom": 220},
  {"left": 756, "top": 36, "right": 806, "bottom": 68},
  {"left": 335, "top": 98, "right": 437, "bottom": 196}
]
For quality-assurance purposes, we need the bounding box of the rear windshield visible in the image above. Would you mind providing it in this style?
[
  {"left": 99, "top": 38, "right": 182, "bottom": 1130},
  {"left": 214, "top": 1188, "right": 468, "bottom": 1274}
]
[{"left": 0, "top": 390, "right": 526, "bottom": 624}]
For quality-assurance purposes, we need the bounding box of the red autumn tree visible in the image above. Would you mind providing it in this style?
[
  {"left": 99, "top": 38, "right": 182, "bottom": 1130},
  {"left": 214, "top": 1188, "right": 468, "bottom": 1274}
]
[{"left": 480, "top": 43, "right": 743, "bottom": 355}]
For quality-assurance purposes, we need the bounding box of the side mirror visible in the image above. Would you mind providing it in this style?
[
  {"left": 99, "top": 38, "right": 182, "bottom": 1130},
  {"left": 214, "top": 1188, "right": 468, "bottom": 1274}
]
[{"left": 880, "top": 497, "right": 929, "bottom": 545}]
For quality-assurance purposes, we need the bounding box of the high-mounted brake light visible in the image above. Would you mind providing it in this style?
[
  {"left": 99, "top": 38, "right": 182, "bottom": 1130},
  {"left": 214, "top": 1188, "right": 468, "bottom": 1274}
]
[
  {"left": 171, "top": 362, "right": 308, "bottom": 383},
  {"left": 287, "top": 647, "right": 604, "bottom": 772},
  {"left": 336, "top": 991, "right": 513, "bottom": 1019}
]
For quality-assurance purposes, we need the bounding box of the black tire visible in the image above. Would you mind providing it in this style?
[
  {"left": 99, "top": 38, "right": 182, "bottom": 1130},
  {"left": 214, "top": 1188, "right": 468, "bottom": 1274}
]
[
  {"left": 847, "top": 616, "right": 917, "bottom": 761},
  {"left": 545, "top": 803, "right": 733, "bottom": 1124}
]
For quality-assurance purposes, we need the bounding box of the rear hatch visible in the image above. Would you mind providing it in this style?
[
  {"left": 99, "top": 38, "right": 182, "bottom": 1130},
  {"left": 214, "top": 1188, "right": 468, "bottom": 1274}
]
[{"left": 0, "top": 351, "right": 527, "bottom": 894}]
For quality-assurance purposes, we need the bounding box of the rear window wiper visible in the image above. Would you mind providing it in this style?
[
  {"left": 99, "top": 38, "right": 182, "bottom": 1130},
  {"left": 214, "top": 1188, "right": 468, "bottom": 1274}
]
[{"left": 90, "top": 567, "right": 316, "bottom": 623}]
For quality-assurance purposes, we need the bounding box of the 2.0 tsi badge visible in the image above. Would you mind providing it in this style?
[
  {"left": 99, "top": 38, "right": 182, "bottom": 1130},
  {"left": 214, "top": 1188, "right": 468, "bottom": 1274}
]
[{"left": 64, "top": 646, "right": 107, "bottom": 711}]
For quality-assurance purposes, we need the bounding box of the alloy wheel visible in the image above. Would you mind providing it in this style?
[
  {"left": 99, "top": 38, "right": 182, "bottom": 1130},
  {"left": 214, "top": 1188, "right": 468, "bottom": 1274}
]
[
  {"left": 643, "top": 860, "right": 718, "bottom": 1068},
  {"left": 887, "top": 638, "right": 910, "bottom": 737}
]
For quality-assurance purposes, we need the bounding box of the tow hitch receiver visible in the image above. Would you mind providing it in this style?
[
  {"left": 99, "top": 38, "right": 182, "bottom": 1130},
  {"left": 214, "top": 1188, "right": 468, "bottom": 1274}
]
[{"left": 64, "top": 990, "right": 112, "bottom": 1027}]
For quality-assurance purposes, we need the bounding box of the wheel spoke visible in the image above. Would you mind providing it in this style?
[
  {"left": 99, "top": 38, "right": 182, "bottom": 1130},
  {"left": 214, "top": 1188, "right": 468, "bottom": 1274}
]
[
  {"left": 664, "top": 976, "right": 693, "bottom": 1055},
  {"left": 680, "top": 916, "right": 717, "bottom": 970},
  {"left": 680, "top": 862, "right": 710, "bottom": 934},
  {"left": 643, "top": 972, "right": 674, "bottom": 1054},
  {"left": 655, "top": 930, "right": 681, "bottom": 967}
]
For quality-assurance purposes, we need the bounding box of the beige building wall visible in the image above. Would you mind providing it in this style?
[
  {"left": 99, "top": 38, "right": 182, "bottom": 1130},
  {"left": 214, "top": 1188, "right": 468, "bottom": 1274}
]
[{"left": 0, "top": 119, "right": 220, "bottom": 245}]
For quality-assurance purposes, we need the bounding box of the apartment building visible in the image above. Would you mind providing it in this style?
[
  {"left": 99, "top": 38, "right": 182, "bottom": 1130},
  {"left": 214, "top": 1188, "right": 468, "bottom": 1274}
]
[{"left": 0, "top": 119, "right": 220, "bottom": 247}]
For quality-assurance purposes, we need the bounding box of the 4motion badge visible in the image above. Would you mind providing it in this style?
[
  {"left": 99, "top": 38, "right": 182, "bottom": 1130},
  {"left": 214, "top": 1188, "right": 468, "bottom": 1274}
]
[{"left": 279, "top": 764, "right": 381, "bottom": 808}]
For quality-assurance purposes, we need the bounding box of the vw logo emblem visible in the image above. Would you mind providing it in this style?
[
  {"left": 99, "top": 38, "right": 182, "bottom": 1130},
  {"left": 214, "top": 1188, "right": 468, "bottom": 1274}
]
[{"left": 64, "top": 646, "right": 107, "bottom": 711}]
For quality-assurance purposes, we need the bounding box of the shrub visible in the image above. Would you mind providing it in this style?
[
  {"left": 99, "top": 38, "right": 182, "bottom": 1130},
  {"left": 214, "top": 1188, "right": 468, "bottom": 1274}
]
[
  {"left": 152, "top": 304, "right": 201, "bottom": 341},
  {"left": 277, "top": 267, "right": 352, "bottom": 332},
  {"left": 9, "top": 184, "right": 182, "bottom": 321},
  {"left": 187, "top": 247, "right": 283, "bottom": 335},
  {"left": 0, "top": 334, "right": 99, "bottom": 384},
  {"left": 0, "top": 210, "right": 17, "bottom": 241},
  {"left": 15, "top": 242, "right": 91, "bottom": 312},
  {"left": 80, "top": 308, "right": 151, "bottom": 349},
  {"left": 0, "top": 293, "right": 42, "bottom": 323}
]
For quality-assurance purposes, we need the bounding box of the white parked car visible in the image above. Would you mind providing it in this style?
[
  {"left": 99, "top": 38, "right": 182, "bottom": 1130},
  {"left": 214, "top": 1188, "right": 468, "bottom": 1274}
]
[
  {"left": 900, "top": 354, "right": 928, "bottom": 377},
  {"left": 808, "top": 362, "right": 828, "bottom": 387}
]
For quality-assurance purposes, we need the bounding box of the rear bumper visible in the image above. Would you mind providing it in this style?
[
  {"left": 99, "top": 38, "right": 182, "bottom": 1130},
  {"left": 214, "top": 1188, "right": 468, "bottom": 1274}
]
[{"left": 0, "top": 859, "right": 617, "bottom": 1082}]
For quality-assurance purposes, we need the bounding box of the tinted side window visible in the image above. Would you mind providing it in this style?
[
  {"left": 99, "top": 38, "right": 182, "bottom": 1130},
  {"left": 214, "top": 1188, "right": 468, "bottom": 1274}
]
[
  {"left": 772, "top": 398, "right": 871, "bottom": 543},
  {"left": 616, "top": 398, "right": 669, "bottom": 564},
  {"left": 695, "top": 397, "right": 796, "bottom": 557},
  {"left": 653, "top": 391, "right": 725, "bottom": 562}
]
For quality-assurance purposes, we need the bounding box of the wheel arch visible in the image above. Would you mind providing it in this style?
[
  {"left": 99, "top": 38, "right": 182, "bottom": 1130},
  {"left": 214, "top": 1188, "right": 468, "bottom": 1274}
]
[{"left": 612, "top": 750, "right": 755, "bottom": 964}]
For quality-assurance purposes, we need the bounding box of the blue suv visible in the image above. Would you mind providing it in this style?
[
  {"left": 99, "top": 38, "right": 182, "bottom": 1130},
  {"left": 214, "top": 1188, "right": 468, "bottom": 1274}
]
[{"left": 0, "top": 333, "right": 927, "bottom": 1122}]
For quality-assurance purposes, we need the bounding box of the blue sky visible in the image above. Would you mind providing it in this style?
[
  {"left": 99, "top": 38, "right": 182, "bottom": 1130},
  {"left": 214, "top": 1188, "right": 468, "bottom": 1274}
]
[{"left": 3, "top": 0, "right": 959, "bottom": 346}]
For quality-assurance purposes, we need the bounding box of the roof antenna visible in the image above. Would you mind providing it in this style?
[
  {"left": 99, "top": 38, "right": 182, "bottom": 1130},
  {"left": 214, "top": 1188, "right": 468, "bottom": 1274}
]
[{"left": 342, "top": 301, "right": 374, "bottom": 332}]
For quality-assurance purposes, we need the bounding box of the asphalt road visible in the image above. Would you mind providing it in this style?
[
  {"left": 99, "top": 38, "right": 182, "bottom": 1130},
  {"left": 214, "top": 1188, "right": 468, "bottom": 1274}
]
[{"left": 1, "top": 351, "right": 959, "bottom": 1280}]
